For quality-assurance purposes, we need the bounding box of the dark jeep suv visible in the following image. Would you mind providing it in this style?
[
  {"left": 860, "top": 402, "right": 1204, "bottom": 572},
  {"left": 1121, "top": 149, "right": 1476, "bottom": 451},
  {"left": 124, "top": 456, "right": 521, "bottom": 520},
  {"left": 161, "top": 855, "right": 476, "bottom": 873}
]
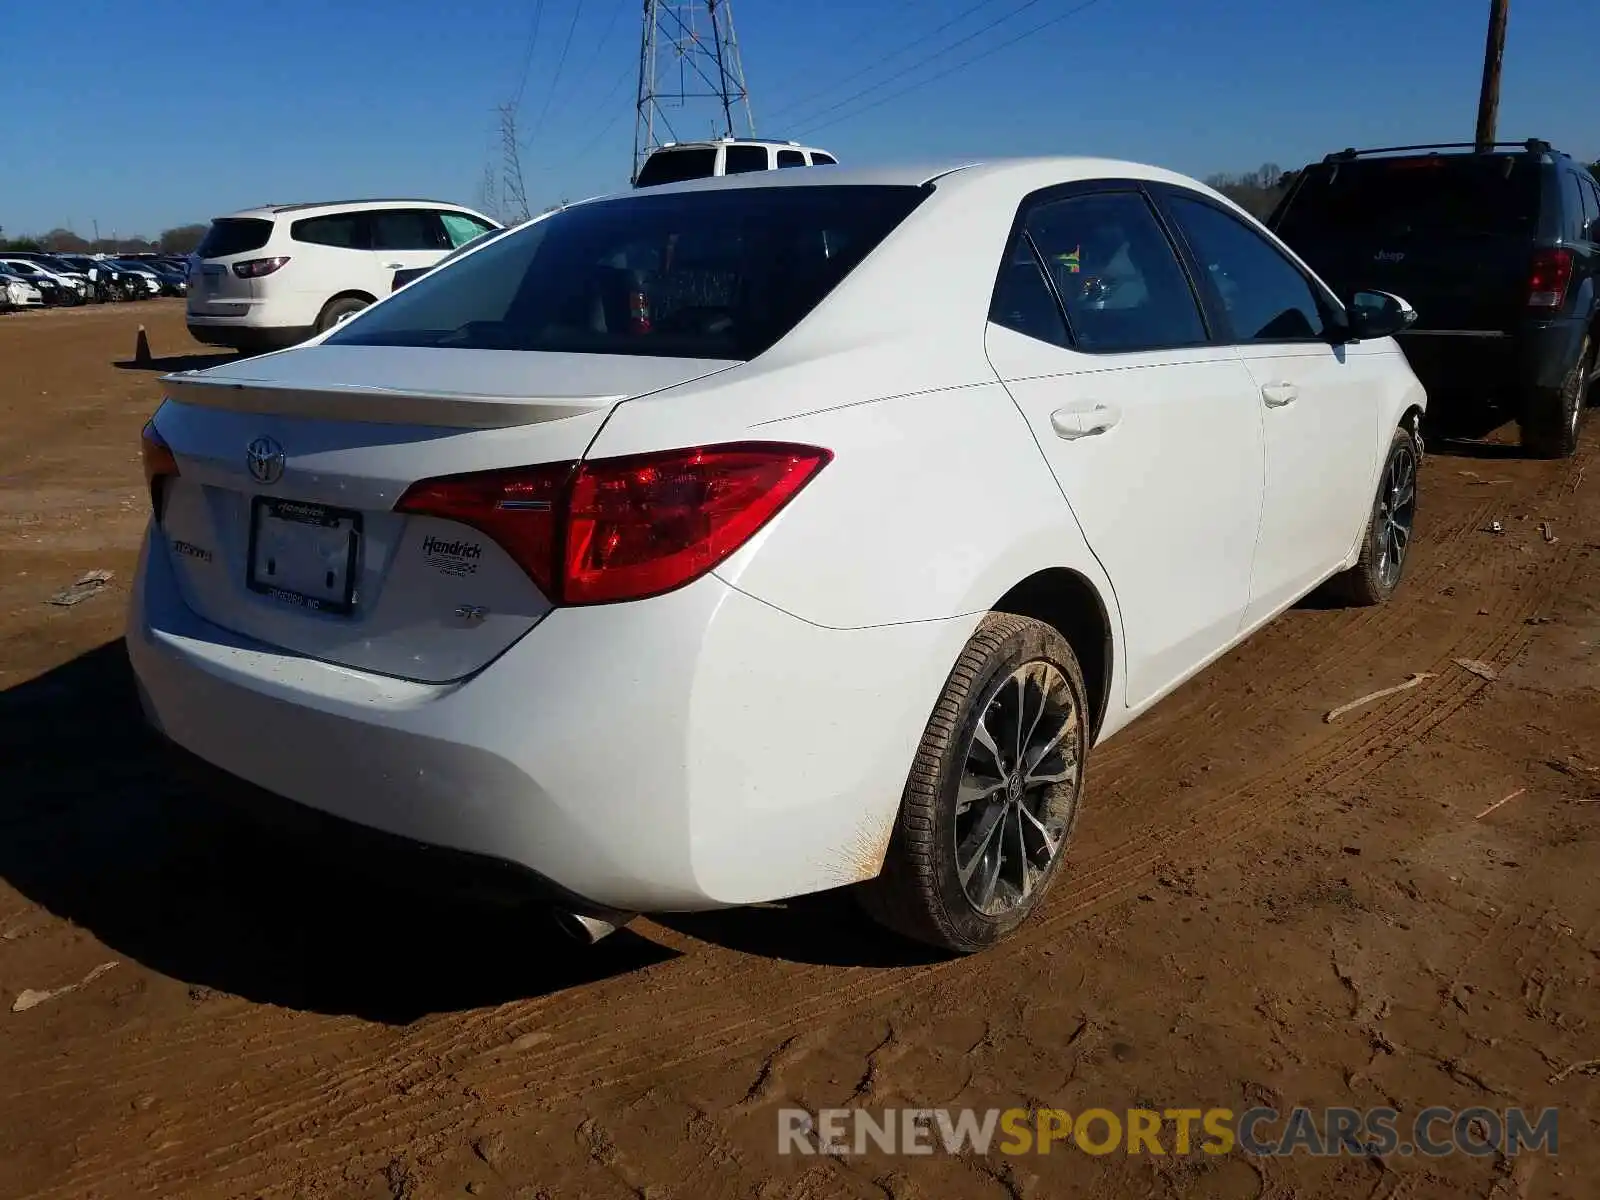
[{"left": 1269, "top": 140, "right": 1599, "bottom": 457}]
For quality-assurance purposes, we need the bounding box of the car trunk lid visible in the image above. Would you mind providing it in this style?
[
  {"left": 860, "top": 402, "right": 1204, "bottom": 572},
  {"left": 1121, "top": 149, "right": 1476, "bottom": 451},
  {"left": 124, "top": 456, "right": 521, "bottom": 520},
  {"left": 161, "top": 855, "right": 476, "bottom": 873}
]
[{"left": 152, "top": 345, "right": 737, "bottom": 682}]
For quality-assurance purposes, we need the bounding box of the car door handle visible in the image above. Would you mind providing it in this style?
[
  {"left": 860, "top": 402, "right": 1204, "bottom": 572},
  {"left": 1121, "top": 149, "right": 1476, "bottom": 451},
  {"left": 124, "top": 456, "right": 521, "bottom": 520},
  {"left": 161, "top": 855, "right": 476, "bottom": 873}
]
[
  {"left": 383, "top": 262, "right": 405, "bottom": 269},
  {"left": 1050, "top": 402, "right": 1121, "bottom": 440},
  {"left": 1261, "top": 383, "right": 1298, "bottom": 408}
]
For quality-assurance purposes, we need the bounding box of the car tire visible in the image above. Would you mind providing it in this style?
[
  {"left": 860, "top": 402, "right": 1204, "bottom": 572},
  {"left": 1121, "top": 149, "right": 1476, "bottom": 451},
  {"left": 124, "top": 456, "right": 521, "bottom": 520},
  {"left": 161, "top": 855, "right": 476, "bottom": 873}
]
[
  {"left": 1336, "top": 424, "right": 1420, "bottom": 607},
  {"left": 1519, "top": 334, "right": 1591, "bottom": 459},
  {"left": 858, "top": 613, "right": 1089, "bottom": 954},
  {"left": 316, "top": 295, "right": 369, "bottom": 334}
]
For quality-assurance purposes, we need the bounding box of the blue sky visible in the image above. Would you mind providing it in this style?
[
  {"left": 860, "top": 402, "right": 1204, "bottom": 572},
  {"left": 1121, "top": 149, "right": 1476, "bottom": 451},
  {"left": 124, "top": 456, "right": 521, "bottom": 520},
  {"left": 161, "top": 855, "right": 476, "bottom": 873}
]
[{"left": 3, "top": 0, "right": 1592, "bottom": 236}]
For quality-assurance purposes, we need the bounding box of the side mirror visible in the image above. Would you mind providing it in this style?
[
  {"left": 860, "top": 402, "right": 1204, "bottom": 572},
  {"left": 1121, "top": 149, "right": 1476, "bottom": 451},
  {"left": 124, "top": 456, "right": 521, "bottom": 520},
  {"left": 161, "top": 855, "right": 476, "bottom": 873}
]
[{"left": 1346, "top": 289, "right": 1417, "bottom": 340}]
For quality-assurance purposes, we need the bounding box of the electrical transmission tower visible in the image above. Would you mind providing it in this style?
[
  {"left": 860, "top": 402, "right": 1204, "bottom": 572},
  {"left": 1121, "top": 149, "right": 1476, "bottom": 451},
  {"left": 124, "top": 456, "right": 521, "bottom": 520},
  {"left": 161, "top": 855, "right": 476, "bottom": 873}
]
[
  {"left": 498, "top": 103, "right": 531, "bottom": 224},
  {"left": 633, "top": 0, "right": 755, "bottom": 183}
]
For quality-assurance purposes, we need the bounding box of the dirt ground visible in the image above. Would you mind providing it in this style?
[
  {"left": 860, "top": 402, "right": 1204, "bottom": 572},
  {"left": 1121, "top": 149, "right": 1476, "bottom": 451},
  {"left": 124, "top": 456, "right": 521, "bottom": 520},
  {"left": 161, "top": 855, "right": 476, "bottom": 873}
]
[{"left": 1, "top": 302, "right": 1598, "bottom": 1200}]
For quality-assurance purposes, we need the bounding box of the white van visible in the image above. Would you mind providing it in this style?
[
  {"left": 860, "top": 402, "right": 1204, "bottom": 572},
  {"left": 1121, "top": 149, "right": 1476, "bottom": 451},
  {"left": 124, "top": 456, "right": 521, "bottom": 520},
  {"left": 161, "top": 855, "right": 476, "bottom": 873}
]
[
  {"left": 186, "top": 199, "right": 501, "bottom": 352},
  {"left": 633, "top": 138, "right": 837, "bottom": 188}
]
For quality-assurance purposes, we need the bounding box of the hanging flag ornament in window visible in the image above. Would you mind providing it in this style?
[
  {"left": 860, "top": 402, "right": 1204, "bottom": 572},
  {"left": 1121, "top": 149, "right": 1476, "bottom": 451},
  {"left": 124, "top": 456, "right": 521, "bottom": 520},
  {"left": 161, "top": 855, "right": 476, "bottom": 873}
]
[{"left": 1055, "top": 245, "right": 1081, "bottom": 274}]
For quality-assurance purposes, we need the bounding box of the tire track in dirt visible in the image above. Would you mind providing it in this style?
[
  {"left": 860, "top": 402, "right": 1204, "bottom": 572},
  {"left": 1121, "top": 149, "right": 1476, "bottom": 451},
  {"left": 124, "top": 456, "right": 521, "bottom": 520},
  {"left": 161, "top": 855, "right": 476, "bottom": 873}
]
[{"left": 26, "top": 441, "right": 1593, "bottom": 1199}]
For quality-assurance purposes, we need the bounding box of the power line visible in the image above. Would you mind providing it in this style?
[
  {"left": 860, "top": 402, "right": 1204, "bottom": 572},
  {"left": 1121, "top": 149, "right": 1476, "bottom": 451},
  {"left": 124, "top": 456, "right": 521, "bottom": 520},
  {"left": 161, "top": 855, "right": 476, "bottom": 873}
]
[
  {"left": 510, "top": 0, "right": 549, "bottom": 112},
  {"left": 527, "top": 0, "right": 589, "bottom": 149},
  {"left": 791, "top": 0, "right": 1106, "bottom": 140},
  {"left": 767, "top": 0, "right": 1014, "bottom": 126},
  {"left": 539, "top": 0, "right": 630, "bottom": 134},
  {"left": 759, "top": 0, "right": 927, "bottom": 96},
  {"left": 543, "top": 64, "right": 636, "bottom": 186},
  {"left": 777, "top": 0, "right": 1057, "bottom": 133}
]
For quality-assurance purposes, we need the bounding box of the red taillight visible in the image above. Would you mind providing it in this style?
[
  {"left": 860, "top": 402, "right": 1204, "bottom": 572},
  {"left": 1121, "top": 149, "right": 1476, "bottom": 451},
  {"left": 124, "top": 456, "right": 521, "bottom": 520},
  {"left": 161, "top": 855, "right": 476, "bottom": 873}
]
[
  {"left": 394, "top": 442, "right": 832, "bottom": 605},
  {"left": 232, "top": 256, "right": 291, "bottom": 279},
  {"left": 140, "top": 420, "right": 179, "bottom": 520},
  {"left": 1529, "top": 248, "right": 1573, "bottom": 310},
  {"left": 396, "top": 460, "right": 574, "bottom": 599}
]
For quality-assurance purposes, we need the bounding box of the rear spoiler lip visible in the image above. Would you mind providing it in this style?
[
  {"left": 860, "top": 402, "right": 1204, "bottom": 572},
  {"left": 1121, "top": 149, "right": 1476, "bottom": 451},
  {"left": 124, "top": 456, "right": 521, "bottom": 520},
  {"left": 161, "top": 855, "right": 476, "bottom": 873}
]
[{"left": 160, "top": 372, "right": 619, "bottom": 429}]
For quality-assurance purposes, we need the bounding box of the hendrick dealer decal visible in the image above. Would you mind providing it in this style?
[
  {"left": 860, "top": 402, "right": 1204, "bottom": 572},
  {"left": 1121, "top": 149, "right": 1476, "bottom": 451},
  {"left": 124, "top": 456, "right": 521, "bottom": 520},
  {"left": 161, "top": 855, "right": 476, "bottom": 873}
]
[{"left": 422, "top": 534, "right": 483, "bottom": 578}]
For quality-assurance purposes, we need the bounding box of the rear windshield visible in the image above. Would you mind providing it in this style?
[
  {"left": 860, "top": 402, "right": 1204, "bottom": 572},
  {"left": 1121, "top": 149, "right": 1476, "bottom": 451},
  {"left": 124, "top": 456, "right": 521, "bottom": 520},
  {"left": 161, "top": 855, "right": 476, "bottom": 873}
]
[
  {"left": 327, "top": 185, "right": 929, "bottom": 361},
  {"left": 634, "top": 148, "right": 718, "bottom": 188},
  {"left": 196, "top": 217, "right": 274, "bottom": 259},
  {"left": 1275, "top": 156, "right": 1542, "bottom": 241}
]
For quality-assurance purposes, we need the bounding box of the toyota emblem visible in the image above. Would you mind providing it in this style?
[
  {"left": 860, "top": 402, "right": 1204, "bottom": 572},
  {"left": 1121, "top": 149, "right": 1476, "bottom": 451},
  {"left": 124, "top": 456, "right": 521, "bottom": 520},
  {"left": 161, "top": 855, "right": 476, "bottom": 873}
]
[{"left": 246, "top": 435, "right": 286, "bottom": 485}]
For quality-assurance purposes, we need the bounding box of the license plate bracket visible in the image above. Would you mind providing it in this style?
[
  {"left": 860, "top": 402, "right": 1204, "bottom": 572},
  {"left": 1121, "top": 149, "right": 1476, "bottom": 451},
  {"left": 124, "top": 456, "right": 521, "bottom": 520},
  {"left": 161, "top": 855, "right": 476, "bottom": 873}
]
[{"left": 246, "top": 497, "right": 362, "bottom": 615}]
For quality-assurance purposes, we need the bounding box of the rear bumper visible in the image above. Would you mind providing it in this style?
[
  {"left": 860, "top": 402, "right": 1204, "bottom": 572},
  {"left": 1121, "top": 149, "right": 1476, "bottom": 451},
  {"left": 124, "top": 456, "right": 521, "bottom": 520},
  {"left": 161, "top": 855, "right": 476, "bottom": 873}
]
[
  {"left": 1397, "top": 317, "right": 1588, "bottom": 401},
  {"left": 127, "top": 526, "right": 973, "bottom": 913},
  {"left": 187, "top": 321, "right": 313, "bottom": 352},
  {"left": 166, "top": 740, "right": 633, "bottom": 919}
]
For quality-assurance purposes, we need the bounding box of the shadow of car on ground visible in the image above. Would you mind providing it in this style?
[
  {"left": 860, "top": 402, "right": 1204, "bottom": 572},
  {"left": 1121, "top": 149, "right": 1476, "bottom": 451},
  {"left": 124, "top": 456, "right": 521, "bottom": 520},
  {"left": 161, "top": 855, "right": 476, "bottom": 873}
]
[{"left": 0, "top": 642, "right": 677, "bottom": 1023}]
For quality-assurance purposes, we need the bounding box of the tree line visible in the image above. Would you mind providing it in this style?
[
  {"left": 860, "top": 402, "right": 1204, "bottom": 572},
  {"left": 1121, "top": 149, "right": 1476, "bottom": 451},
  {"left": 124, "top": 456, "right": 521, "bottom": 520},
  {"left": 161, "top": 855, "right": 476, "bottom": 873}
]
[
  {"left": 1208, "top": 159, "right": 1600, "bottom": 220},
  {"left": 0, "top": 224, "right": 210, "bottom": 255}
]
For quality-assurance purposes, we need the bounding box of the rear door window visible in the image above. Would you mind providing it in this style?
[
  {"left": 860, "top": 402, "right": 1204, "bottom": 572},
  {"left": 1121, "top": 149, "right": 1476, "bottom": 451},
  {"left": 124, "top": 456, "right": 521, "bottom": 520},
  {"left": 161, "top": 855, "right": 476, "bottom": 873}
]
[
  {"left": 1275, "top": 155, "right": 1542, "bottom": 242},
  {"left": 634, "top": 148, "right": 718, "bottom": 187},
  {"left": 196, "top": 217, "right": 274, "bottom": 258},
  {"left": 776, "top": 149, "right": 806, "bottom": 168},
  {"left": 327, "top": 184, "right": 929, "bottom": 361},
  {"left": 291, "top": 213, "right": 370, "bottom": 249},
  {"left": 371, "top": 209, "right": 449, "bottom": 251},
  {"left": 1018, "top": 190, "right": 1208, "bottom": 353},
  {"left": 724, "top": 145, "right": 769, "bottom": 174}
]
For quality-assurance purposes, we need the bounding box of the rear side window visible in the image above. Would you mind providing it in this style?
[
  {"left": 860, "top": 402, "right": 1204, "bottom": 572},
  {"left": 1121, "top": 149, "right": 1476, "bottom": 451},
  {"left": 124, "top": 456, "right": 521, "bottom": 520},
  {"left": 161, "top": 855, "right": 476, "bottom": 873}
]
[
  {"left": 327, "top": 185, "right": 929, "bottom": 361},
  {"left": 1168, "top": 196, "right": 1327, "bottom": 343},
  {"left": 635, "top": 148, "right": 718, "bottom": 187},
  {"left": 196, "top": 217, "right": 273, "bottom": 258},
  {"left": 1020, "top": 191, "right": 1208, "bottom": 353},
  {"left": 292, "top": 213, "right": 368, "bottom": 249},
  {"left": 1561, "top": 171, "right": 1588, "bottom": 242},
  {"left": 776, "top": 149, "right": 806, "bottom": 168},
  {"left": 1582, "top": 176, "right": 1600, "bottom": 241},
  {"left": 372, "top": 209, "right": 448, "bottom": 251},
  {"left": 811, "top": 152, "right": 837, "bottom": 166},
  {"left": 439, "top": 211, "right": 496, "bottom": 248},
  {"left": 990, "top": 237, "right": 1070, "bottom": 347},
  {"left": 1275, "top": 155, "right": 1541, "bottom": 241},
  {"left": 724, "top": 145, "right": 769, "bottom": 174}
]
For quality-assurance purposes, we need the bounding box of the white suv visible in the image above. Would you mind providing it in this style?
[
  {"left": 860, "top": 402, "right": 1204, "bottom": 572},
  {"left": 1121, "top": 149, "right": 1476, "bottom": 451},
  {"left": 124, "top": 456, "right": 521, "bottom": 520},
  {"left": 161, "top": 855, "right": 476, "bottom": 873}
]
[
  {"left": 633, "top": 138, "right": 837, "bottom": 187},
  {"left": 186, "top": 199, "right": 500, "bottom": 352}
]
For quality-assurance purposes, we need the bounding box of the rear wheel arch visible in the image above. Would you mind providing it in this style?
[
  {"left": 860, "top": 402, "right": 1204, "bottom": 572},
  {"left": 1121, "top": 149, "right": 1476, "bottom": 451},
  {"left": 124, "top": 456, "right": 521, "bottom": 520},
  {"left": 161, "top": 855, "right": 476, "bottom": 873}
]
[
  {"left": 315, "top": 291, "right": 377, "bottom": 331},
  {"left": 991, "top": 568, "right": 1114, "bottom": 743}
]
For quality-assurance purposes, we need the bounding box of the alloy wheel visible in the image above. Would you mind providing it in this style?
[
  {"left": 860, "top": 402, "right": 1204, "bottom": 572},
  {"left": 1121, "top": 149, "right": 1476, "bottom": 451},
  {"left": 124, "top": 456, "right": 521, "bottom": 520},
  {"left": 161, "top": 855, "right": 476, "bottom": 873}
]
[
  {"left": 954, "top": 661, "right": 1082, "bottom": 915},
  {"left": 1375, "top": 441, "right": 1417, "bottom": 591}
]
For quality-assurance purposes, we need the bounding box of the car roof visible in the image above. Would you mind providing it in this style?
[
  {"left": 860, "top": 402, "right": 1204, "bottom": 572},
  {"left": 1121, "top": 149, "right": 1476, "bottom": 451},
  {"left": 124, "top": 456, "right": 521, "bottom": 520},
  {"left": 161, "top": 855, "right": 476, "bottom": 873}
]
[
  {"left": 647, "top": 137, "right": 832, "bottom": 154},
  {"left": 618, "top": 155, "right": 1226, "bottom": 200},
  {"left": 214, "top": 199, "right": 491, "bottom": 220}
]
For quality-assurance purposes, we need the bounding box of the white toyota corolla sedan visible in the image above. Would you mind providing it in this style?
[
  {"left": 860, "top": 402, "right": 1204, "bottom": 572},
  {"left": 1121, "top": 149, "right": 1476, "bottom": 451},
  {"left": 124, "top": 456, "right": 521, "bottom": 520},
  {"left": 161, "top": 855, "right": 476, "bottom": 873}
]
[{"left": 129, "top": 157, "right": 1426, "bottom": 953}]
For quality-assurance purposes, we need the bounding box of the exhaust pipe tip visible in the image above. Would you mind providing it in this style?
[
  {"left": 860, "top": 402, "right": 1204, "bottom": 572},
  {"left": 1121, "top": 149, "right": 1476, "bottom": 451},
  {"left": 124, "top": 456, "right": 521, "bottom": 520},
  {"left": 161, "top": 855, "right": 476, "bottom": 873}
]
[{"left": 551, "top": 910, "right": 628, "bottom": 944}]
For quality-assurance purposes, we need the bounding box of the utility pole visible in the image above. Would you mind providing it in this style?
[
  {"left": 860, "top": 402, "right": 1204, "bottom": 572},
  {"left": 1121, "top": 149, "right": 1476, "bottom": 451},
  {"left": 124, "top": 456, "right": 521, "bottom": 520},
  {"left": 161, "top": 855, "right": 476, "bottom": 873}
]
[
  {"left": 633, "top": 1, "right": 755, "bottom": 183},
  {"left": 1474, "top": 0, "right": 1509, "bottom": 150}
]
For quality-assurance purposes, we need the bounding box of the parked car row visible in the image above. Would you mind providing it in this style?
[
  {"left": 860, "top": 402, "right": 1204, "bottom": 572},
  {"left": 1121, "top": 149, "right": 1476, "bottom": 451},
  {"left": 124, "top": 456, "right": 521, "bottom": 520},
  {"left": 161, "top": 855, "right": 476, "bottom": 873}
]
[{"left": 0, "top": 250, "right": 192, "bottom": 311}]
